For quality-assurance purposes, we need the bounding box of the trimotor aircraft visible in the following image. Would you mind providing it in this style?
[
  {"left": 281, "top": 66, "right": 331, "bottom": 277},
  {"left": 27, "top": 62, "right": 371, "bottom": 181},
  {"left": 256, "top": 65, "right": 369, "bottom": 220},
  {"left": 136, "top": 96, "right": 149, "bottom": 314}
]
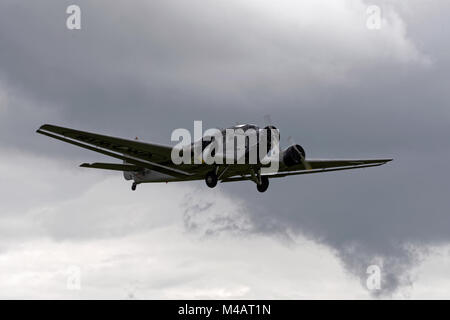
[{"left": 37, "top": 123, "right": 392, "bottom": 192}]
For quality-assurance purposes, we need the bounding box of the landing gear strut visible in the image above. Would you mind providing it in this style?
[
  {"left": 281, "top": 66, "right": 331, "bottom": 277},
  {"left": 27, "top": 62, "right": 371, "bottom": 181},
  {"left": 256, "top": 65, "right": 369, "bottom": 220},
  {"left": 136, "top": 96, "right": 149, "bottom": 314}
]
[
  {"left": 205, "top": 171, "right": 218, "bottom": 188},
  {"left": 256, "top": 176, "right": 269, "bottom": 193},
  {"left": 131, "top": 182, "right": 137, "bottom": 191}
]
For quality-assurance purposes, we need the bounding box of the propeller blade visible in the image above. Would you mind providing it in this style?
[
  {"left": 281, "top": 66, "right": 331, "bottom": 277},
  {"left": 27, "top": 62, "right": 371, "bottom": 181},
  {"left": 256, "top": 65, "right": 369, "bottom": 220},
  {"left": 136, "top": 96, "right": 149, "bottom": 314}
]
[{"left": 263, "top": 114, "right": 272, "bottom": 127}]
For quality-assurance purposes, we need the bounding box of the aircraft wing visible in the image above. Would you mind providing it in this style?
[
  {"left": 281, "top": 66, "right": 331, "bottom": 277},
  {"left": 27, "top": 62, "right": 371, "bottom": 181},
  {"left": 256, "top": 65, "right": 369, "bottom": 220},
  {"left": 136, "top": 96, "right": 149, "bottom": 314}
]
[
  {"left": 36, "top": 124, "right": 193, "bottom": 177},
  {"left": 221, "top": 158, "right": 392, "bottom": 182}
]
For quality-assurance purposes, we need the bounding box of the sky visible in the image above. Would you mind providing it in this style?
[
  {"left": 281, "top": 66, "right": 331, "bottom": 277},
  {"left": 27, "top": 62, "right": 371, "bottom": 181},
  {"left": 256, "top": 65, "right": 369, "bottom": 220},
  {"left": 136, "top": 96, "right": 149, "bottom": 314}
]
[{"left": 1, "top": 0, "right": 450, "bottom": 299}]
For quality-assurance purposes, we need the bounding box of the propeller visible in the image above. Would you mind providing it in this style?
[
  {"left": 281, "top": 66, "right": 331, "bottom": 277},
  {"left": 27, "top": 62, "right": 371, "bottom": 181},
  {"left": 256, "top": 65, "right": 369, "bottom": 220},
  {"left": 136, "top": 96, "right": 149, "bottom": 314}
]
[
  {"left": 263, "top": 114, "right": 272, "bottom": 127},
  {"left": 265, "top": 113, "right": 311, "bottom": 170}
]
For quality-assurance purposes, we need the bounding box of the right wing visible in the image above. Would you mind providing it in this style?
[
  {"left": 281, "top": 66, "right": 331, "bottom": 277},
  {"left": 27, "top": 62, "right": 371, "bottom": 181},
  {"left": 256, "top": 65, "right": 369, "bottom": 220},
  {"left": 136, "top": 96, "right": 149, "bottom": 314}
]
[
  {"left": 276, "top": 159, "right": 393, "bottom": 172},
  {"left": 221, "top": 158, "right": 392, "bottom": 182},
  {"left": 36, "top": 124, "right": 193, "bottom": 177}
]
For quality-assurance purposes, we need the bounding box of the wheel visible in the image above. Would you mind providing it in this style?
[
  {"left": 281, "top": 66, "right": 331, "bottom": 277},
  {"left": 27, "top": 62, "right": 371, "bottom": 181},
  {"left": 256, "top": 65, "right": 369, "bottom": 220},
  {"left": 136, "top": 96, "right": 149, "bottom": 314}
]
[
  {"left": 257, "top": 176, "right": 269, "bottom": 193},
  {"left": 205, "top": 171, "right": 218, "bottom": 188},
  {"left": 131, "top": 183, "right": 137, "bottom": 191}
]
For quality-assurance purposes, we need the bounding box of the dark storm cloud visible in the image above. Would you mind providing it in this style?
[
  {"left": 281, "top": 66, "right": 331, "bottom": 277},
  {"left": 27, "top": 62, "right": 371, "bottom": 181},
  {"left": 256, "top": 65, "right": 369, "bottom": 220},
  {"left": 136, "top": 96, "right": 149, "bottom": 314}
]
[{"left": 1, "top": 0, "right": 450, "bottom": 296}]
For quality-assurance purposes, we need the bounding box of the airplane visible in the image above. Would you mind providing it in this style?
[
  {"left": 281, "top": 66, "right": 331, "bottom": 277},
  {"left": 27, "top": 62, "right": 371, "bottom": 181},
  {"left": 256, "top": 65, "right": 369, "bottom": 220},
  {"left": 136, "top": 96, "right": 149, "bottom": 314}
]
[{"left": 36, "top": 123, "right": 392, "bottom": 193}]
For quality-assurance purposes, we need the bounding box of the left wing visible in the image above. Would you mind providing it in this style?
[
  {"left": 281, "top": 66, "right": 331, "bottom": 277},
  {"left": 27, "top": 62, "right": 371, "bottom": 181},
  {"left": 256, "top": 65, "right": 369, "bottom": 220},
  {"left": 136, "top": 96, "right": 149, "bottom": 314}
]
[
  {"left": 221, "top": 159, "right": 392, "bottom": 182},
  {"left": 36, "top": 124, "right": 194, "bottom": 177}
]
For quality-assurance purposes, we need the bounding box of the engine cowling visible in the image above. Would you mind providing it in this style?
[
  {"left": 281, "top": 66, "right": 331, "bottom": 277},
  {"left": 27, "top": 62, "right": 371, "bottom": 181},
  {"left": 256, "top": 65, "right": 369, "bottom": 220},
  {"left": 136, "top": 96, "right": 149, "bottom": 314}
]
[{"left": 282, "top": 144, "right": 306, "bottom": 167}]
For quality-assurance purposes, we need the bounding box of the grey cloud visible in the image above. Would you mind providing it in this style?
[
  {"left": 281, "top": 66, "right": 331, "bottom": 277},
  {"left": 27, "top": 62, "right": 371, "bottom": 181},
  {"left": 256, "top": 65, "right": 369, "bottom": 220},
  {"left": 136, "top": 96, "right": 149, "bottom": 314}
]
[{"left": 181, "top": 191, "right": 255, "bottom": 237}]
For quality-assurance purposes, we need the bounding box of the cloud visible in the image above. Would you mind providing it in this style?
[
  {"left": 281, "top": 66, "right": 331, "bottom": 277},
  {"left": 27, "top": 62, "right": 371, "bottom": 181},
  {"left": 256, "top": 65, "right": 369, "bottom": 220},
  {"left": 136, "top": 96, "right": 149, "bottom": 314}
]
[
  {"left": 0, "top": 150, "right": 370, "bottom": 299},
  {"left": 181, "top": 190, "right": 254, "bottom": 236},
  {"left": 1, "top": 151, "right": 449, "bottom": 300}
]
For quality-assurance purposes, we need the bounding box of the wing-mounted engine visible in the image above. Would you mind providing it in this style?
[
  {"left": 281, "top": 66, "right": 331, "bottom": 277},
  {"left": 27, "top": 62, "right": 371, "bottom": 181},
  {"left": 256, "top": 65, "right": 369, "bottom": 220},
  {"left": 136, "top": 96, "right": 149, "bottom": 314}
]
[{"left": 282, "top": 144, "right": 306, "bottom": 167}]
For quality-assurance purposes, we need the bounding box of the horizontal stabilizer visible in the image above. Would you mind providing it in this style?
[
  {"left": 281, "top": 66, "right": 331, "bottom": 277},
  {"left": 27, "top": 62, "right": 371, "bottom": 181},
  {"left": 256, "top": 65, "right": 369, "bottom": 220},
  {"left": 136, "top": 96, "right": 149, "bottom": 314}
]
[{"left": 80, "top": 162, "right": 142, "bottom": 172}]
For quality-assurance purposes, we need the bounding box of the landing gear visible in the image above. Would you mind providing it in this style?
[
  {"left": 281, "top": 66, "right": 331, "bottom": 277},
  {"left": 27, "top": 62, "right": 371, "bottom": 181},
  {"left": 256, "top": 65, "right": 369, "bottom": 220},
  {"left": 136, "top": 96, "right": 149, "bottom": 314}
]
[
  {"left": 250, "top": 167, "right": 269, "bottom": 193},
  {"left": 256, "top": 176, "right": 269, "bottom": 193},
  {"left": 205, "top": 171, "right": 218, "bottom": 188},
  {"left": 131, "top": 182, "right": 137, "bottom": 191}
]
